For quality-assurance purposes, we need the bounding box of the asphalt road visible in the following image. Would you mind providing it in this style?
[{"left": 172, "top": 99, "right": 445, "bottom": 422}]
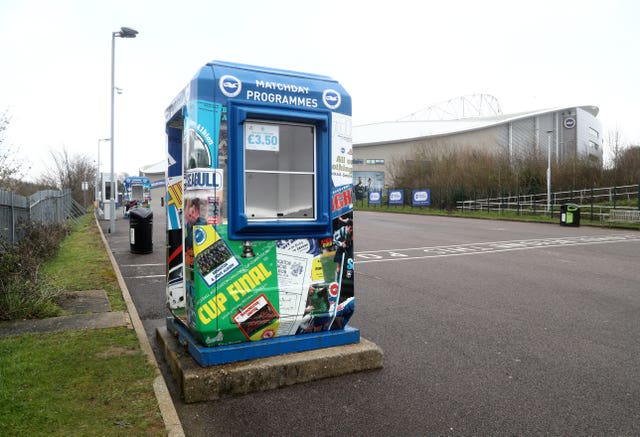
[{"left": 102, "top": 207, "right": 640, "bottom": 436}]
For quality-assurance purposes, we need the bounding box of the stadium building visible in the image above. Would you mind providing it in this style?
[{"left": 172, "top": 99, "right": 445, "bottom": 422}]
[{"left": 352, "top": 95, "right": 602, "bottom": 190}]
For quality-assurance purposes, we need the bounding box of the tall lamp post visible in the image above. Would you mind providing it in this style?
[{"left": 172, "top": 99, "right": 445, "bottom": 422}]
[
  {"left": 96, "top": 138, "right": 110, "bottom": 205},
  {"left": 546, "top": 130, "right": 553, "bottom": 213},
  {"left": 109, "top": 26, "right": 138, "bottom": 233}
]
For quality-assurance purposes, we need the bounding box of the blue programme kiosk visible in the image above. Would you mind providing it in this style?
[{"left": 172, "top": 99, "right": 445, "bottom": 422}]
[{"left": 164, "top": 61, "right": 356, "bottom": 366}]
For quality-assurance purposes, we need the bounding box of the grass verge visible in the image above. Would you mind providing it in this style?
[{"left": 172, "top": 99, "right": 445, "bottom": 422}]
[
  {"left": 41, "top": 213, "right": 126, "bottom": 313},
  {"left": 0, "top": 213, "right": 166, "bottom": 436},
  {"left": 0, "top": 328, "right": 165, "bottom": 436}
]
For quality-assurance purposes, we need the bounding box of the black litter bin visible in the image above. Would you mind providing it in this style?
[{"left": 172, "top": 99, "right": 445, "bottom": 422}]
[
  {"left": 560, "top": 203, "right": 580, "bottom": 227},
  {"left": 129, "top": 207, "right": 153, "bottom": 253}
]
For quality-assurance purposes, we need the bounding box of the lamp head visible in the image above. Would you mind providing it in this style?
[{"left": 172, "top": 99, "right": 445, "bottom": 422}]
[{"left": 119, "top": 27, "right": 138, "bottom": 38}]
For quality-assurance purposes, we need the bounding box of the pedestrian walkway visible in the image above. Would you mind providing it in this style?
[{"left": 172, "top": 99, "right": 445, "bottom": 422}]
[
  {"left": 97, "top": 213, "right": 185, "bottom": 437},
  {"left": 0, "top": 290, "right": 129, "bottom": 339}
]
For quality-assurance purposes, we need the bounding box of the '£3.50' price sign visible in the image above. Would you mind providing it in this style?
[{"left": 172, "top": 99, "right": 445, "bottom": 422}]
[{"left": 245, "top": 123, "right": 280, "bottom": 152}]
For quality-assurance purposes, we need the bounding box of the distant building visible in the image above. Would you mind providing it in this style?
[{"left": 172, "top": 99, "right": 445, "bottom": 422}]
[
  {"left": 139, "top": 160, "right": 165, "bottom": 206},
  {"left": 353, "top": 102, "right": 602, "bottom": 188}
]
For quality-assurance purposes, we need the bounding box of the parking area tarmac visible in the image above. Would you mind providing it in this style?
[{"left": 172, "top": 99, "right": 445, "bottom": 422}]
[{"left": 101, "top": 207, "right": 640, "bottom": 436}]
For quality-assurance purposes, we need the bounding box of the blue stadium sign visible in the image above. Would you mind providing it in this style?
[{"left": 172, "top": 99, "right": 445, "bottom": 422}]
[
  {"left": 388, "top": 189, "right": 404, "bottom": 206},
  {"left": 412, "top": 189, "right": 431, "bottom": 207},
  {"left": 368, "top": 190, "right": 382, "bottom": 205}
]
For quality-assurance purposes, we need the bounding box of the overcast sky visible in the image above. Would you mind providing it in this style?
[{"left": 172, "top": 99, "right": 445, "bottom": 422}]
[{"left": 2, "top": 0, "right": 639, "bottom": 181}]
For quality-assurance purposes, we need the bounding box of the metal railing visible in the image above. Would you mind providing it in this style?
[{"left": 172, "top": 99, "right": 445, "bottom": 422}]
[
  {"left": 456, "top": 184, "right": 639, "bottom": 222},
  {"left": 0, "top": 189, "right": 85, "bottom": 243},
  {"left": 606, "top": 209, "right": 640, "bottom": 223}
]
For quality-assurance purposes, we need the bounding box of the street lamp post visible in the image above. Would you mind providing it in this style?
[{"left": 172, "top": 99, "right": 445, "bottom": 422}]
[
  {"left": 109, "top": 26, "right": 138, "bottom": 234},
  {"left": 96, "top": 138, "right": 109, "bottom": 205},
  {"left": 546, "top": 131, "right": 552, "bottom": 213}
]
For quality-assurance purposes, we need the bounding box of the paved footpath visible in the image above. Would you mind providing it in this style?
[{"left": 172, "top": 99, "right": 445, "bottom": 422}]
[{"left": 98, "top": 209, "right": 184, "bottom": 437}]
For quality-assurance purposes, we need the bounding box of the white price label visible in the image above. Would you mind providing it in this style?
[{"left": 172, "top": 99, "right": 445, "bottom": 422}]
[{"left": 245, "top": 123, "right": 279, "bottom": 152}]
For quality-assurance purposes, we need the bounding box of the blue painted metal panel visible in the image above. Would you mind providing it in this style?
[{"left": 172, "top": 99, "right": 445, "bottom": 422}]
[{"left": 167, "top": 317, "right": 360, "bottom": 367}]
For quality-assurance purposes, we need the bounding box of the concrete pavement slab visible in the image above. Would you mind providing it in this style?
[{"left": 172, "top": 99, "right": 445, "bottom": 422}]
[{"left": 0, "top": 311, "right": 129, "bottom": 338}]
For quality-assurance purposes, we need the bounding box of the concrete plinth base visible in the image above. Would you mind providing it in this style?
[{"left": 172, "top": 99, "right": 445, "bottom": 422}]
[{"left": 156, "top": 326, "right": 384, "bottom": 403}]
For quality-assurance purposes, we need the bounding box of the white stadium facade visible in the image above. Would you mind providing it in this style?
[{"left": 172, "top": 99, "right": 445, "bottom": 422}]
[{"left": 352, "top": 95, "right": 603, "bottom": 190}]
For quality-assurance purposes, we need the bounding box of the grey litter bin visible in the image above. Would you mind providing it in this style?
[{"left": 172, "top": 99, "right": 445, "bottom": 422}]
[
  {"left": 560, "top": 203, "right": 580, "bottom": 227},
  {"left": 129, "top": 207, "right": 153, "bottom": 253}
]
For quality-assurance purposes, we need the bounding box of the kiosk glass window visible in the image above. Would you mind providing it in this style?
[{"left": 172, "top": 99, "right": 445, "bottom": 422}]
[
  {"left": 187, "top": 129, "right": 212, "bottom": 169},
  {"left": 244, "top": 122, "right": 316, "bottom": 220}
]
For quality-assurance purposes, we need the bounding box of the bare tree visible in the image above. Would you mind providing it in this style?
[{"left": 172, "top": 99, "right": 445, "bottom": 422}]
[
  {"left": 387, "top": 140, "right": 609, "bottom": 208},
  {"left": 0, "top": 109, "right": 30, "bottom": 190},
  {"left": 605, "top": 128, "right": 625, "bottom": 171},
  {"left": 613, "top": 146, "right": 640, "bottom": 184},
  {"left": 37, "top": 147, "right": 96, "bottom": 204}
]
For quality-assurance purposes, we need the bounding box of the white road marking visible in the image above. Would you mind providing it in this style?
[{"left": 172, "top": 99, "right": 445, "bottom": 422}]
[{"left": 356, "top": 234, "right": 640, "bottom": 263}]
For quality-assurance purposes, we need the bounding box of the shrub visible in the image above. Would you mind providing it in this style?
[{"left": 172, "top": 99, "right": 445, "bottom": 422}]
[
  {"left": 0, "top": 277, "right": 63, "bottom": 320},
  {"left": 0, "top": 221, "right": 68, "bottom": 320}
]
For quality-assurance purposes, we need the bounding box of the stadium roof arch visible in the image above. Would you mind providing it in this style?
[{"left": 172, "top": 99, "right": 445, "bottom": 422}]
[{"left": 353, "top": 104, "right": 599, "bottom": 146}]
